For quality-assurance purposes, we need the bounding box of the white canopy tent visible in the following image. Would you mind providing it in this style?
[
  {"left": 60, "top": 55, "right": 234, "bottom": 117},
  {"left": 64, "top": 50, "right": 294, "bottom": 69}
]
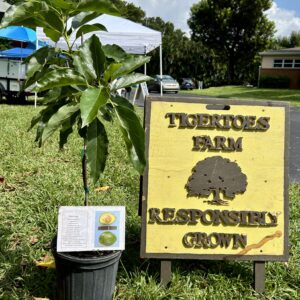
[
  {"left": 0, "top": 1, "right": 10, "bottom": 13},
  {"left": 36, "top": 15, "right": 163, "bottom": 95}
]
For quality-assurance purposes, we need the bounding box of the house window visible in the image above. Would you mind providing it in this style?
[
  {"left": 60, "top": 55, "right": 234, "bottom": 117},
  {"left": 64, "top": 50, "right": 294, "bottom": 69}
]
[
  {"left": 294, "top": 60, "right": 300, "bottom": 68},
  {"left": 283, "top": 59, "right": 293, "bottom": 68},
  {"left": 273, "top": 59, "right": 283, "bottom": 68},
  {"left": 273, "top": 59, "right": 300, "bottom": 68}
]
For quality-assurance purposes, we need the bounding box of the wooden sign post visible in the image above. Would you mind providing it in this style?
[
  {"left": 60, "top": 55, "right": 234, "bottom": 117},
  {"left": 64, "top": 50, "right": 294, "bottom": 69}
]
[{"left": 141, "top": 97, "right": 289, "bottom": 293}]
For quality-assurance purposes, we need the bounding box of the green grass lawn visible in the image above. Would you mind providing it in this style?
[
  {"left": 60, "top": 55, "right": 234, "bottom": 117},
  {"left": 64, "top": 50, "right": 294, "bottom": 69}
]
[
  {"left": 0, "top": 104, "right": 299, "bottom": 299},
  {"left": 181, "top": 85, "right": 300, "bottom": 107}
]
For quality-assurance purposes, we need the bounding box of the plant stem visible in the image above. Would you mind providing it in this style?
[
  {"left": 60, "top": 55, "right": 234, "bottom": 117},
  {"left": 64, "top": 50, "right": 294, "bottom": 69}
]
[{"left": 82, "top": 142, "right": 89, "bottom": 206}]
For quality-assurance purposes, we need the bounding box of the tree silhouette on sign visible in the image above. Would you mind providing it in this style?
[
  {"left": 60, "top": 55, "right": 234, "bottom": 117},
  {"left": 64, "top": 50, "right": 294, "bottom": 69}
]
[{"left": 186, "top": 156, "right": 247, "bottom": 205}]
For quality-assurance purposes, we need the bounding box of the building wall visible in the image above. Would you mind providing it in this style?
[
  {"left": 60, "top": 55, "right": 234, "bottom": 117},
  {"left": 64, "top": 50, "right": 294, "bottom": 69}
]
[
  {"left": 261, "top": 56, "right": 300, "bottom": 68},
  {"left": 260, "top": 68, "right": 300, "bottom": 89}
]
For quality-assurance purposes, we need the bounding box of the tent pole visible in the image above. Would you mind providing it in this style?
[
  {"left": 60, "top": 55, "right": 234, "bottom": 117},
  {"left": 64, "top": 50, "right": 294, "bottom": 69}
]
[
  {"left": 18, "top": 42, "right": 23, "bottom": 82},
  {"left": 144, "top": 45, "right": 147, "bottom": 75},
  {"left": 159, "top": 44, "right": 163, "bottom": 96},
  {"left": 34, "top": 29, "right": 38, "bottom": 108}
]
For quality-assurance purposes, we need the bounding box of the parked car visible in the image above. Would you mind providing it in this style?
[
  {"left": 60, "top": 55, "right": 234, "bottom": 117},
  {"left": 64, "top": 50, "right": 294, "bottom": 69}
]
[
  {"left": 179, "top": 78, "right": 195, "bottom": 90},
  {"left": 147, "top": 75, "right": 180, "bottom": 93}
]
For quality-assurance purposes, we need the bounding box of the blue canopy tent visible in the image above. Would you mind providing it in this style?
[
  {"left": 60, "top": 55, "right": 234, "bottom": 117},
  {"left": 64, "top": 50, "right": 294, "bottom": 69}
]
[
  {"left": 0, "top": 26, "right": 36, "bottom": 43},
  {"left": 0, "top": 47, "right": 34, "bottom": 58},
  {"left": 0, "top": 26, "right": 38, "bottom": 59},
  {"left": 0, "top": 25, "right": 47, "bottom": 106},
  {"left": 0, "top": 25, "right": 47, "bottom": 51}
]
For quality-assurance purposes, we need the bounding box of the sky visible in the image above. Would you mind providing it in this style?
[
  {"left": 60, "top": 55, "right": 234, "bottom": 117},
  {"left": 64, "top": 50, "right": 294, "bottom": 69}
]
[{"left": 127, "top": 0, "right": 300, "bottom": 37}]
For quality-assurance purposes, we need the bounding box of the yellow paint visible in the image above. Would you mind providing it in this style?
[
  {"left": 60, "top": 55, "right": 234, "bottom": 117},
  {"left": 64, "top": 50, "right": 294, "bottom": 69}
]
[
  {"left": 145, "top": 101, "right": 286, "bottom": 256},
  {"left": 237, "top": 230, "right": 282, "bottom": 255}
]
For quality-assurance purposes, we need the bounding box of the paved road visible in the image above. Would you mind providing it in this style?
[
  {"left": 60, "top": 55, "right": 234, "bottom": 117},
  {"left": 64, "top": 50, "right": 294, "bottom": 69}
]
[{"left": 136, "top": 94, "right": 300, "bottom": 183}]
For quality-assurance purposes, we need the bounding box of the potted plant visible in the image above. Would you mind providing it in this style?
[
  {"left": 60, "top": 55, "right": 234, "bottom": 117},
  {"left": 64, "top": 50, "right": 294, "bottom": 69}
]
[{"left": 1, "top": 1, "right": 151, "bottom": 299}]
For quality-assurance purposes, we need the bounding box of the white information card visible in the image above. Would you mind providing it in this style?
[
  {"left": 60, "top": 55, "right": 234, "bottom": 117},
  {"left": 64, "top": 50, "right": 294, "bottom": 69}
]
[{"left": 57, "top": 206, "right": 125, "bottom": 252}]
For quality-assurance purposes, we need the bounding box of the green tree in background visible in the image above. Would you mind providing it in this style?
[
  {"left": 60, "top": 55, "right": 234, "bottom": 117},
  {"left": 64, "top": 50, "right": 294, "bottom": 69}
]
[
  {"left": 275, "top": 31, "right": 300, "bottom": 49},
  {"left": 111, "top": 0, "right": 145, "bottom": 23},
  {"left": 143, "top": 16, "right": 227, "bottom": 86},
  {"left": 188, "top": 0, "right": 275, "bottom": 83}
]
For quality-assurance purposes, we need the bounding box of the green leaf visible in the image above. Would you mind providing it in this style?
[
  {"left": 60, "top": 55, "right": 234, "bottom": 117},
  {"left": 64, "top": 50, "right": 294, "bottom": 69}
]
[
  {"left": 73, "top": 52, "right": 95, "bottom": 83},
  {"left": 114, "top": 105, "right": 146, "bottom": 174},
  {"left": 26, "top": 57, "right": 41, "bottom": 80},
  {"left": 35, "top": 69, "right": 86, "bottom": 92},
  {"left": 28, "top": 97, "right": 68, "bottom": 132},
  {"left": 104, "top": 63, "right": 122, "bottom": 82},
  {"left": 24, "top": 65, "right": 52, "bottom": 90},
  {"left": 75, "top": 0, "right": 119, "bottom": 16},
  {"left": 102, "top": 44, "right": 128, "bottom": 62},
  {"left": 99, "top": 105, "right": 113, "bottom": 122},
  {"left": 40, "top": 88, "right": 62, "bottom": 105},
  {"left": 89, "top": 35, "right": 106, "bottom": 78},
  {"left": 1, "top": 2, "right": 49, "bottom": 28},
  {"left": 33, "top": 100, "right": 68, "bottom": 146},
  {"left": 80, "top": 87, "right": 109, "bottom": 127},
  {"left": 1, "top": 2, "right": 63, "bottom": 43},
  {"left": 59, "top": 111, "right": 79, "bottom": 149},
  {"left": 35, "top": 122, "right": 45, "bottom": 147},
  {"left": 41, "top": 102, "right": 80, "bottom": 144},
  {"left": 111, "top": 73, "right": 152, "bottom": 90},
  {"left": 71, "top": 12, "right": 101, "bottom": 29},
  {"left": 48, "top": 0, "right": 76, "bottom": 10},
  {"left": 78, "top": 120, "right": 87, "bottom": 139},
  {"left": 6, "top": 17, "right": 39, "bottom": 29},
  {"left": 110, "top": 55, "right": 151, "bottom": 80},
  {"left": 25, "top": 47, "right": 58, "bottom": 87},
  {"left": 75, "top": 24, "right": 107, "bottom": 40},
  {"left": 28, "top": 111, "right": 44, "bottom": 132},
  {"left": 86, "top": 118, "right": 108, "bottom": 184},
  {"left": 111, "top": 95, "right": 134, "bottom": 110},
  {"left": 74, "top": 35, "right": 105, "bottom": 81},
  {"left": 42, "top": 10, "right": 64, "bottom": 37},
  {"left": 41, "top": 86, "right": 79, "bottom": 105},
  {"left": 43, "top": 27, "right": 62, "bottom": 43},
  {"left": 24, "top": 46, "right": 56, "bottom": 65}
]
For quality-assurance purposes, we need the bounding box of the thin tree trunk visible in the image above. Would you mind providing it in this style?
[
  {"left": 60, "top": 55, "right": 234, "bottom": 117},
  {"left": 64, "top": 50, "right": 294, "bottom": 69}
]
[{"left": 82, "top": 142, "right": 89, "bottom": 206}]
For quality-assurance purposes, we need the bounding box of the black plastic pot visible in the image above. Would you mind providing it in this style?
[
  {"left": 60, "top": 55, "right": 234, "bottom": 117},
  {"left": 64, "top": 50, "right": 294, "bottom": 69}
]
[{"left": 52, "top": 238, "right": 121, "bottom": 300}]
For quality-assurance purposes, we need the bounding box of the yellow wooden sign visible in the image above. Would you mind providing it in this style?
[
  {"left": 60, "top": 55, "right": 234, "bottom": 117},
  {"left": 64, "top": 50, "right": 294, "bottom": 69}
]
[{"left": 141, "top": 97, "right": 289, "bottom": 261}]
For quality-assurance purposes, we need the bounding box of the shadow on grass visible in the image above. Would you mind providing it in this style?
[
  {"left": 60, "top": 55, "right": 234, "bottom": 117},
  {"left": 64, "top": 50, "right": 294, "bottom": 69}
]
[
  {"left": 0, "top": 223, "right": 55, "bottom": 298},
  {"left": 0, "top": 99, "right": 36, "bottom": 106},
  {"left": 121, "top": 218, "right": 253, "bottom": 285}
]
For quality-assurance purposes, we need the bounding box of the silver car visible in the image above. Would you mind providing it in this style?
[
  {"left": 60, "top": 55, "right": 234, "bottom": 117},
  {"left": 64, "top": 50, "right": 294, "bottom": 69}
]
[{"left": 147, "top": 75, "right": 180, "bottom": 93}]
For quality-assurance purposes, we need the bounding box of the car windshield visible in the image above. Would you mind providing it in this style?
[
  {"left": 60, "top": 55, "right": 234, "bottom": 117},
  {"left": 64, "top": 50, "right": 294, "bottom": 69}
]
[
  {"left": 157, "top": 75, "right": 175, "bottom": 82},
  {"left": 183, "top": 78, "right": 193, "bottom": 83}
]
